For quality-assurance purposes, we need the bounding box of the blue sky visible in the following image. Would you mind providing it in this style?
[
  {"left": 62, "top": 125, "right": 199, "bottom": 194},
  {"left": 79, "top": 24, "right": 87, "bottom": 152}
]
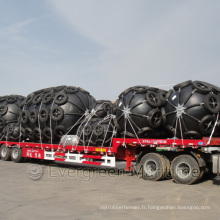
[{"left": 0, "top": 0, "right": 220, "bottom": 100}]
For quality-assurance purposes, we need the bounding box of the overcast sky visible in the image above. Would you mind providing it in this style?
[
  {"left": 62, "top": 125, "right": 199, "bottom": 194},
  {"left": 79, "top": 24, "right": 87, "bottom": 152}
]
[{"left": 0, "top": 0, "right": 219, "bottom": 100}]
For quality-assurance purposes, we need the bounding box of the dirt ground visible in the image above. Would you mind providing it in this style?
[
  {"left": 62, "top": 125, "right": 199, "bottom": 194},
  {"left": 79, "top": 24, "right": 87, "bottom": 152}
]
[{"left": 0, "top": 159, "right": 220, "bottom": 220}]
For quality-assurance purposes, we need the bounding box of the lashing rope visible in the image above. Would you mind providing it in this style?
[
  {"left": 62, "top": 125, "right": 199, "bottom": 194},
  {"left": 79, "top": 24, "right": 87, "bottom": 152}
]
[
  {"left": 99, "top": 115, "right": 115, "bottom": 153},
  {"left": 109, "top": 127, "right": 117, "bottom": 153},
  {"left": 127, "top": 116, "right": 143, "bottom": 147},
  {"left": 59, "top": 112, "right": 88, "bottom": 149},
  {"left": 207, "top": 112, "right": 219, "bottom": 145},
  {"left": 19, "top": 105, "right": 25, "bottom": 148},
  {"left": 37, "top": 102, "right": 43, "bottom": 149}
]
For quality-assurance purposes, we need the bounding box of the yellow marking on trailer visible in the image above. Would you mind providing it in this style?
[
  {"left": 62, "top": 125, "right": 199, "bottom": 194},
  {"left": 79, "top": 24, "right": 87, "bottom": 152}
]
[{"left": 95, "top": 148, "right": 106, "bottom": 152}]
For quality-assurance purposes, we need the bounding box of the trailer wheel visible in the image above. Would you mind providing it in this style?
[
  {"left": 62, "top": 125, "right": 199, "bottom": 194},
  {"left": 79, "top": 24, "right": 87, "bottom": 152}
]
[
  {"left": 171, "top": 155, "right": 200, "bottom": 184},
  {"left": 139, "top": 153, "right": 166, "bottom": 181},
  {"left": 161, "top": 155, "right": 171, "bottom": 179},
  {"left": 196, "top": 167, "right": 205, "bottom": 183},
  {"left": 0, "top": 145, "right": 12, "bottom": 161},
  {"left": 11, "top": 147, "right": 23, "bottom": 163}
]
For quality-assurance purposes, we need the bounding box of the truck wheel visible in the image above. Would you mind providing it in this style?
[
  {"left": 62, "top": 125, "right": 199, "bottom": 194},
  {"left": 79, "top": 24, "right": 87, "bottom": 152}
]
[
  {"left": 171, "top": 155, "right": 200, "bottom": 184},
  {"left": 139, "top": 153, "right": 166, "bottom": 181},
  {"left": 0, "top": 145, "right": 12, "bottom": 161},
  {"left": 196, "top": 167, "right": 205, "bottom": 183},
  {"left": 162, "top": 155, "right": 171, "bottom": 179},
  {"left": 11, "top": 147, "right": 23, "bottom": 163}
]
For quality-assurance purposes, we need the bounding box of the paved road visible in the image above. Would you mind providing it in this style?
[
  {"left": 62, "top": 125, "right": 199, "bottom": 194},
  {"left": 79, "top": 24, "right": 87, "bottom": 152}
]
[{"left": 0, "top": 159, "right": 220, "bottom": 220}]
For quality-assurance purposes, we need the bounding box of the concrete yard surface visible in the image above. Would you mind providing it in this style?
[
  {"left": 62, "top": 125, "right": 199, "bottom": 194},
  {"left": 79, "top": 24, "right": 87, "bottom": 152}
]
[{"left": 0, "top": 159, "right": 220, "bottom": 220}]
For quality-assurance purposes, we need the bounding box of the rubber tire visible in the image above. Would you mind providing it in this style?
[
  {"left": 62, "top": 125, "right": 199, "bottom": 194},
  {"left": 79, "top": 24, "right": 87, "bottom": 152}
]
[
  {"left": 64, "top": 86, "right": 77, "bottom": 94},
  {"left": 33, "top": 128, "right": 43, "bottom": 140},
  {"left": 148, "top": 87, "right": 160, "bottom": 93},
  {"left": 159, "top": 91, "right": 167, "bottom": 105},
  {"left": 93, "top": 125, "right": 104, "bottom": 136},
  {"left": 32, "top": 93, "right": 43, "bottom": 105},
  {"left": 54, "top": 125, "right": 67, "bottom": 138},
  {"left": 119, "top": 86, "right": 148, "bottom": 98},
  {"left": 171, "top": 154, "right": 200, "bottom": 184},
  {"left": 0, "top": 105, "right": 8, "bottom": 115},
  {"left": 139, "top": 153, "right": 166, "bottom": 181},
  {"left": 50, "top": 106, "right": 64, "bottom": 121},
  {"left": 199, "top": 115, "right": 216, "bottom": 136},
  {"left": 103, "top": 102, "right": 112, "bottom": 113},
  {"left": 11, "top": 147, "right": 23, "bottom": 163},
  {"left": 183, "top": 131, "right": 202, "bottom": 139},
  {"left": 25, "top": 127, "right": 34, "bottom": 140},
  {"left": 6, "top": 123, "right": 14, "bottom": 135},
  {"left": 25, "top": 94, "right": 34, "bottom": 106},
  {"left": 192, "top": 81, "right": 212, "bottom": 94},
  {"left": 132, "top": 86, "right": 149, "bottom": 93},
  {"left": 5, "top": 96, "right": 17, "bottom": 103},
  {"left": 0, "top": 145, "right": 12, "bottom": 161},
  {"left": 146, "top": 91, "right": 162, "bottom": 107},
  {"left": 29, "top": 109, "right": 38, "bottom": 124},
  {"left": 119, "top": 87, "right": 133, "bottom": 98},
  {"left": 112, "top": 100, "right": 118, "bottom": 115},
  {"left": 137, "top": 127, "right": 155, "bottom": 138},
  {"left": 204, "top": 93, "right": 220, "bottom": 114},
  {"left": 20, "top": 110, "right": 29, "bottom": 124},
  {"left": 42, "top": 92, "right": 54, "bottom": 104},
  {"left": 83, "top": 125, "right": 92, "bottom": 136},
  {"left": 0, "top": 96, "right": 5, "bottom": 102},
  {"left": 54, "top": 93, "right": 68, "bottom": 105},
  {"left": 161, "top": 155, "right": 171, "bottom": 179},
  {"left": 17, "top": 95, "right": 25, "bottom": 101},
  {"left": 196, "top": 167, "right": 205, "bottom": 183},
  {"left": 39, "top": 108, "right": 49, "bottom": 123},
  {"left": 161, "top": 107, "right": 167, "bottom": 127},
  {"left": 211, "top": 85, "right": 220, "bottom": 94},
  {"left": 147, "top": 109, "right": 162, "bottom": 128},
  {"left": 173, "top": 80, "right": 192, "bottom": 91},
  {"left": 166, "top": 125, "right": 180, "bottom": 138},
  {"left": 165, "top": 89, "right": 173, "bottom": 100},
  {"left": 43, "top": 127, "right": 53, "bottom": 140}
]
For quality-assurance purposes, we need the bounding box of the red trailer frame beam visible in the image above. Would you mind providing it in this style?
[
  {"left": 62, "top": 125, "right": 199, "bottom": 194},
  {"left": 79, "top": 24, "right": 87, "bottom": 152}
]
[{"left": 1, "top": 137, "right": 220, "bottom": 171}]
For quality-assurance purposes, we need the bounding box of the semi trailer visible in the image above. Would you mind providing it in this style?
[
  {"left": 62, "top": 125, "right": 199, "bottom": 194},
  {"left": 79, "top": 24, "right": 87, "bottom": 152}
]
[{"left": 0, "top": 136, "right": 220, "bottom": 185}]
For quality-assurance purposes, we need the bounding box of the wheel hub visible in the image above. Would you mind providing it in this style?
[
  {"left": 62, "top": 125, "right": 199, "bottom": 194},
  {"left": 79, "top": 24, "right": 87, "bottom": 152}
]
[
  {"left": 176, "top": 162, "right": 190, "bottom": 179},
  {"left": 12, "top": 148, "right": 18, "bottom": 159},
  {"left": 1, "top": 147, "right": 7, "bottom": 157},
  {"left": 145, "top": 160, "right": 157, "bottom": 175}
]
